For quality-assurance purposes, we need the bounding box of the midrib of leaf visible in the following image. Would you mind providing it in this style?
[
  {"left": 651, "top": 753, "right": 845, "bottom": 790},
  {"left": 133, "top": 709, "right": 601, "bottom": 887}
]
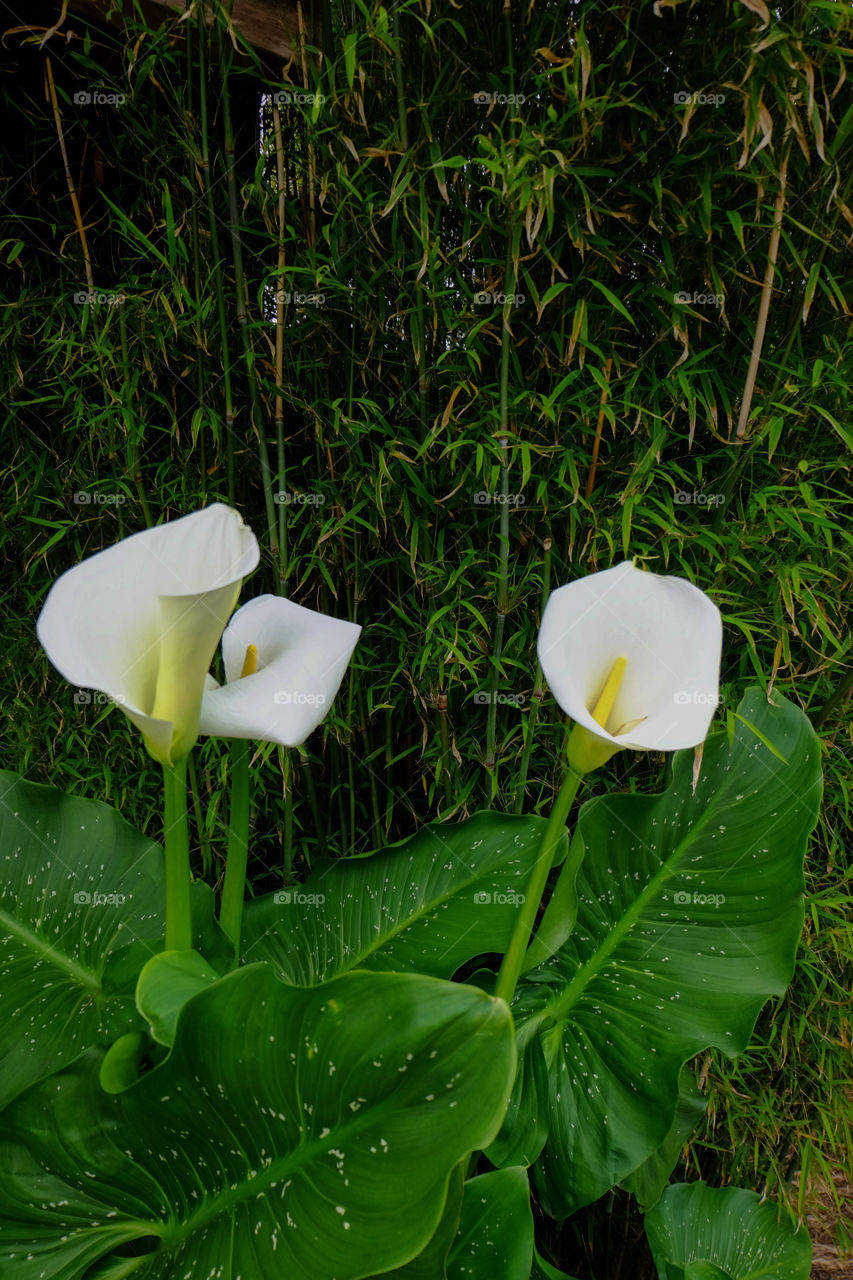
[
  {"left": 330, "top": 823, "right": 556, "bottom": 976},
  {"left": 158, "top": 1090, "right": 420, "bottom": 1252},
  {"left": 545, "top": 759, "right": 737, "bottom": 1026},
  {"left": 0, "top": 906, "right": 101, "bottom": 992}
]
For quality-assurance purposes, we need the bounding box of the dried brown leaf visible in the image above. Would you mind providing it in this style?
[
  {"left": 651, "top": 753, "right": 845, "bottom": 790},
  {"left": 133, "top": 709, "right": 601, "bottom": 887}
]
[{"left": 738, "top": 0, "right": 771, "bottom": 25}]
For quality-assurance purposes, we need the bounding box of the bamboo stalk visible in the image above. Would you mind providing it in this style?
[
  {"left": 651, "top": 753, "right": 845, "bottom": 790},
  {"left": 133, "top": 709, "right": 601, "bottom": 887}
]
[
  {"left": 735, "top": 140, "right": 791, "bottom": 442},
  {"left": 296, "top": 0, "right": 317, "bottom": 245},
  {"left": 272, "top": 101, "right": 288, "bottom": 589},
  {"left": 45, "top": 58, "right": 95, "bottom": 303},
  {"left": 197, "top": 11, "right": 236, "bottom": 502},
  {"left": 216, "top": 13, "right": 279, "bottom": 567},
  {"left": 514, "top": 536, "right": 552, "bottom": 814},
  {"left": 186, "top": 15, "right": 208, "bottom": 489},
  {"left": 118, "top": 308, "right": 153, "bottom": 526},
  {"left": 584, "top": 356, "right": 613, "bottom": 498},
  {"left": 484, "top": 234, "right": 517, "bottom": 790}
]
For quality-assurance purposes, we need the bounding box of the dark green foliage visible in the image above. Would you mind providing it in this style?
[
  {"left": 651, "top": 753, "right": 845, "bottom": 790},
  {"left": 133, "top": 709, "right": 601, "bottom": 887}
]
[{"left": 0, "top": 0, "right": 850, "bottom": 1269}]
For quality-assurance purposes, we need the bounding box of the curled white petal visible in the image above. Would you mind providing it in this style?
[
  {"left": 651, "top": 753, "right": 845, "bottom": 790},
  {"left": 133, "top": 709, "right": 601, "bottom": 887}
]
[
  {"left": 537, "top": 560, "right": 722, "bottom": 753},
  {"left": 199, "top": 595, "right": 362, "bottom": 747},
  {"left": 36, "top": 504, "right": 259, "bottom": 764}
]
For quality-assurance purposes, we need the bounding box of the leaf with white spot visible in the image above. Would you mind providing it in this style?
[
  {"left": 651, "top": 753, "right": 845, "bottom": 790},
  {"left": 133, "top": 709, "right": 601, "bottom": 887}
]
[
  {"left": 645, "top": 1181, "right": 811, "bottom": 1279},
  {"left": 0, "top": 772, "right": 169, "bottom": 1109},
  {"left": 242, "top": 812, "right": 567, "bottom": 983},
  {"left": 0, "top": 965, "right": 515, "bottom": 1279},
  {"left": 446, "top": 1167, "right": 533, "bottom": 1280},
  {"left": 497, "top": 690, "right": 821, "bottom": 1216}
]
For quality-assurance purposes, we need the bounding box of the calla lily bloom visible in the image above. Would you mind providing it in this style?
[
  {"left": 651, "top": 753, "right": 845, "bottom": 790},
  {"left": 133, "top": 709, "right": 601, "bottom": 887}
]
[
  {"left": 537, "top": 560, "right": 722, "bottom": 773},
  {"left": 199, "top": 595, "right": 362, "bottom": 747},
  {"left": 37, "top": 504, "right": 259, "bottom": 766}
]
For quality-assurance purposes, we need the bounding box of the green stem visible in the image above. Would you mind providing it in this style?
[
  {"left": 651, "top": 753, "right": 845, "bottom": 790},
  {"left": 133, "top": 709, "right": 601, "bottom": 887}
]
[
  {"left": 494, "top": 765, "right": 583, "bottom": 1006},
  {"left": 298, "top": 745, "right": 325, "bottom": 857},
  {"left": 220, "top": 738, "right": 250, "bottom": 960},
  {"left": 163, "top": 757, "right": 193, "bottom": 952},
  {"left": 187, "top": 753, "right": 211, "bottom": 878},
  {"left": 197, "top": 11, "right": 234, "bottom": 501},
  {"left": 283, "top": 747, "right": 294, "bottom": 877},
  {"left": 217, "top": 16, "right": 278, "bottom": 562},
  {"left": 514, "top": 536, "right": 552, "bottom": 813}
]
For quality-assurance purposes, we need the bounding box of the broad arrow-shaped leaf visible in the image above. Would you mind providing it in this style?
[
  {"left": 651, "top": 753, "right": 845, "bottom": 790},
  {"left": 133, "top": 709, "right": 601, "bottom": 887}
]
[
  {"left": 0, "top": 964, "right": 515, "bottom": 1279},
  {"left": 446, "top": 1167, "right": 533, "bottom": 1280},
  {"left": 498, "top": 689, "right": 821, "bottom": 1215},
  {"left": 242, "top": 811, "right": 566, "bottom": 983},
  {"left": 645, "top": 1181, "right": 811, "bottom": 1279},
  {"left": 0, "top": 771, "right": 166, "bottom": 1110}
]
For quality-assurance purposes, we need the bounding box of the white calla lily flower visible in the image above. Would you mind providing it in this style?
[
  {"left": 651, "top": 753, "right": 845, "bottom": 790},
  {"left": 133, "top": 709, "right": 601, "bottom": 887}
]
[
  {"left": 37, "top": 504, "right": 259, "bottom": 766},
  {"left": 199, "top": 595, "right": 362, "bottom": 747},
  {"left": 537, "top": 559, "right": 722, "bottom": 773}
]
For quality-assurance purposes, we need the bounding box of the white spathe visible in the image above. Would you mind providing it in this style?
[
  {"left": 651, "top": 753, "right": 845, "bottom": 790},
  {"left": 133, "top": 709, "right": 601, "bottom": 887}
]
[
  {"left": 199, "top": 595, "right": 362, "bottom": 747},
  {"left": 537, "top": 560, "right": 722, "bottom": 766},
  {"left": 37, "top": 504, "right": 259, "bottom": 766}
]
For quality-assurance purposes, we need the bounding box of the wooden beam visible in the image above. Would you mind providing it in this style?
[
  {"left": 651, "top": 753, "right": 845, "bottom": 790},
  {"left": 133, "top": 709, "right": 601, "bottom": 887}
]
[{"left": 65, "top": 0, "right": 302, "bottom": 64}]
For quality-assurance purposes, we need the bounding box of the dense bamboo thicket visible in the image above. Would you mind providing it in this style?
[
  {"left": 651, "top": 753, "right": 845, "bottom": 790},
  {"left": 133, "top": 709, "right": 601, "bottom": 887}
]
[{"left": 1, "top": 0, "right": 851, "bottom": 1270}]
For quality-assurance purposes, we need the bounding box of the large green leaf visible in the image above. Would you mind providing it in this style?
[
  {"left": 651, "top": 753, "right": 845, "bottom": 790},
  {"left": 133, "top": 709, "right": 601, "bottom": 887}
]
[
  {"left": 622, "top": 1070, "right": 708, "bottom": 1211},
  {"left": 531, "top": 1251, "right": 581, "bottom": 1280},
  {"left": 446, "top": 1168, "right": 533, "bottom": 1280},
  {"left": 502, "top": 690, "right": 821, "bottom": 1216},
  {"left": 368, "top": 1163, "right": 464, "bottom": 1280},
  {"left": 0, "top": 964, "right": 515, "bottom": 1279},
  {"left": 0, "top": 771, "right": 167, "bottom": 1110},
  {"left": 645, "top": 1182, "right": 811, "bottom": 1279},
  {"left": 242, "top": 811, "right": 566, "bottom": 983}
]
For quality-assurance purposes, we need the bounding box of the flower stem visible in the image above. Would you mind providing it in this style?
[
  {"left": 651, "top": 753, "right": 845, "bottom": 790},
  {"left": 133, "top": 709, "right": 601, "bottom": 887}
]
[
  {"left": 220, "top": 738, "right": 250, "bottom": 961},
  {"left": 494, "top": 765, "right": 583, "bottom": 1006},
  {"left": 163, "top": 757, "right": 192, "bottom": 952}
]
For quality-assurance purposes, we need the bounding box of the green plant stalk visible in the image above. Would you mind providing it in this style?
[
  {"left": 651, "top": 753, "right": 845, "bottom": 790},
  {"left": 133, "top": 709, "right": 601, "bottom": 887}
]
[
  {"left": 219, "top": 738, "right": 250, "bottom": 959},
  {"left": 438, "top": 693, "right": 453, "bottom": 811},
  {"left": 197, "top": 11, "right": 235, "bottom": 502},
  {"left": 484, "top": 238, "right": 516, "bottom": 782},
  {"left": 514, "top": 536, "right": 553, "bottom": 813},
  {"left": 297, "top": 745, "right": 326, "bottom": 858},
  {"left": 185, "top": 13, "right": 207, "bottom": 489},
  {"left": 392, "top": 2, "right": 409, "bottom": 153},
  {"left": 217, "top": 18, "right": 278, "bottom": 563},
  {"left": 494, "top": 764, "right": 583, "bottom": 1005},
  {"left": 187, "top": 754, "right": 212, "bottom": 878},
  {"left": 282, "top": 746, "right": 294, "bottom": 877},
  {"left": 117, "top": 308, "right": 153, "bottom": 526},
  {"left": 163, "top": 757, "right": 193, "bottom": 952},
  {"left": 272, "top": 101, "right": 288, "bottom": 589}
]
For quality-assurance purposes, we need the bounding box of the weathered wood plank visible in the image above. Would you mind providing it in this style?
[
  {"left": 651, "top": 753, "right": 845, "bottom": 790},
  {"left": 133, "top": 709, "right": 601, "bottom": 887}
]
[{"left": 66, "top": 0, "right": 302, "bottom": 62}]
